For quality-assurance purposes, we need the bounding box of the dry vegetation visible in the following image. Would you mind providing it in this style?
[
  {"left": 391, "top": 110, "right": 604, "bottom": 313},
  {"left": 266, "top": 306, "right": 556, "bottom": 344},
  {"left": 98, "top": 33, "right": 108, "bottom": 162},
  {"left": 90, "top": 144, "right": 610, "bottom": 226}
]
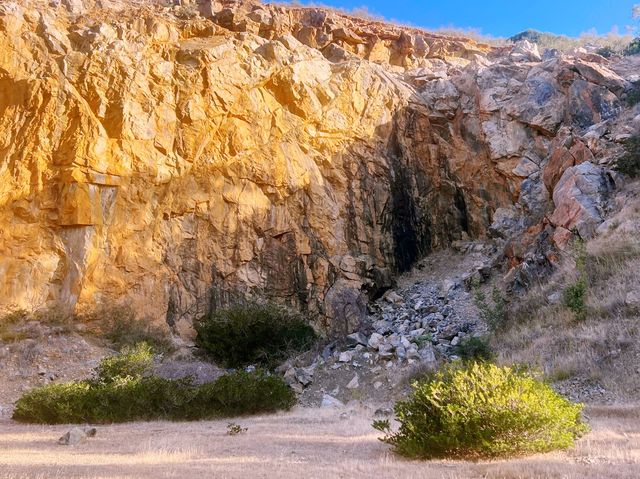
[
  {"left": 495, "top": 186, "right": 640, "bottom": 401},
  {"left": 0, "top": 405, "right": 639, "bottom": 479}
]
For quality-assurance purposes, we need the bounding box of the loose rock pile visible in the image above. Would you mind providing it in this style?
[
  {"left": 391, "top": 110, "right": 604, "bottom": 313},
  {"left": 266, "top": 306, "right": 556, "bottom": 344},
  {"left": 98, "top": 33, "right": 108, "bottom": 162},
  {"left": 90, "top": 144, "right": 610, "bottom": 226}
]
[{"left": 284, "top": 244, "right": 499, "bottom": 403}]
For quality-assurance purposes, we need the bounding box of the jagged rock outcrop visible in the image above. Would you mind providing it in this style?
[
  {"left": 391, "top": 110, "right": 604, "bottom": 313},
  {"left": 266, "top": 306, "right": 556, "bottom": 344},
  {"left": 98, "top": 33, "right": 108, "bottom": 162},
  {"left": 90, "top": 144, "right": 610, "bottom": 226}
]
[{"left": 0, "top": 0, "right": 634, "bottom": 335}]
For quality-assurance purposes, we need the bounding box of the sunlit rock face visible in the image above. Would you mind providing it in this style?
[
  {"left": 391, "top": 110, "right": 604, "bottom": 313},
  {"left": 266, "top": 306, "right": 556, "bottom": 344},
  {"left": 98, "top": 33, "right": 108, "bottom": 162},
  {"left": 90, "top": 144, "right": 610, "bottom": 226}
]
[{"left": 0, "top": 0, "right": 628, "bottom": 334}]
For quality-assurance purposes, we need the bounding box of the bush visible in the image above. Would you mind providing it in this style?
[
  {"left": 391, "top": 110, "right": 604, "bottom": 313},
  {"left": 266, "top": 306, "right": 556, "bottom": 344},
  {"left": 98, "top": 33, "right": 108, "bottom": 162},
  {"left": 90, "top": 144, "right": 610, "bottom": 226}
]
[
  {"left": 564, "top": 278, "right": 588, "bottom": 322},
  {"left": 474, "top": 287, "right": 508, "bottom": 331},
  {"left": 595, "top": 46, "right": 616, "bottom": 58},
  {"left": 96, "top": 343, "right": 154, "bottom": 382},
  {"left": 624, "top": 37, "right": 640, "bottom": 56},
  {"left": 13, "top": 348, "right": 295, "bottom": 424},
  {"left": 374, "top": 362, "right": 589, "bottom": 459},
  {"left": 616, "top": 137, "right": 640, "bottom": 178},
  {"left": 454, "top": 336, "right": 495, "bottom": 362},
  {"left": 626, "top": 82, "right": 640, "bottom": 107},
  {"left": 195, "top": 302, "right": 316, "bottom": 369}
]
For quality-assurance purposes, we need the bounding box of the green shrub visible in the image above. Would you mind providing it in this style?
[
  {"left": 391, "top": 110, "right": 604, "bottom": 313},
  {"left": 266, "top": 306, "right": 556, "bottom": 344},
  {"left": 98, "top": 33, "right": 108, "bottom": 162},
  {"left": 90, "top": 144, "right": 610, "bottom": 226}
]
[
  {"left": 183, "top": 370, "right": 296, "bottom": 419},
  {"left": 595, "top": 46, "right": 616, "bottom": 58},
  {"left": 564, "top": 278, "right": 588, "bottom": 322},
  {"left": 475, "top": 287, "right": 508, "bottom": 331},
  {"left": 626, "top": 82, "right": 640, "bottom": 107},
  {"left": 13, "top": 349, "right": 295, "bottom": 424},
  {"left": 195, "top": 302, "right": 316, "bottom": 369},
  {"left": 616, "top": 137, "right": 640, "bottom": 178},
  {"left": 374, "top": 363, "right": 588, "bottom": 459},
  {"left": 96, "top": 342, "right": 154, "bottom": 382},
  {"left": 624, "top": 37, "right": 640, "bottom": 56},
  {"left": 454, "top": 336, "right": 495, "bottom": 362}
]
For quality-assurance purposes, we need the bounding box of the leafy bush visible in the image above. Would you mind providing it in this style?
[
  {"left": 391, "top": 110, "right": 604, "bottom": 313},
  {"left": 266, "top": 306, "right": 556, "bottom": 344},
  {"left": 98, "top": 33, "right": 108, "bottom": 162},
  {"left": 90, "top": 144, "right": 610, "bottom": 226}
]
[
  {"left": 625, "top": 82, "right": 640, "bottom": 107},
  {"left": 454, "top": 336, "right": 495, "bottom": 362},
  {"left": 563, "top": 278, "right": 588, "bottom": 322},
  {"left": 96, "top": 343, "right": 154, "bottom": 382},
  {"left": 374, "top": 362, "right": 589, "bottom": 459},
  {"left": 95, "top": 306, "right": 172, "bottom": 352},
  {"left": 13, "top": 348, "right": 295, "bottom": 424},
  {"left": 185, "top": 370, "right": 296, "bottom": 419},
  {"left": 195, "top": 302, "right": 316, "bottom": 369},
  {"left": 616, "top": 137, "right": 640, "bottom": 178},
  {"left": 595, "top": 46, "right": 616, "bottom": 58},
  {"left": 624, "top": 37, "right": 640, "bottom": 56},
  {"left": 474, "top": 287, "right": 508, "bottom": 331}
]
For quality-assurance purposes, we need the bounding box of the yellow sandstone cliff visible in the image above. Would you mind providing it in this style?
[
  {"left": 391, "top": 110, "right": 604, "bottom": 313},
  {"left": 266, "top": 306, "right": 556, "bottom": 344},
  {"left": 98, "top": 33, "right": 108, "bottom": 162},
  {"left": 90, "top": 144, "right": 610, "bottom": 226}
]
[{"left": 0, "top": 0, "right": 628, "bottom": 335}]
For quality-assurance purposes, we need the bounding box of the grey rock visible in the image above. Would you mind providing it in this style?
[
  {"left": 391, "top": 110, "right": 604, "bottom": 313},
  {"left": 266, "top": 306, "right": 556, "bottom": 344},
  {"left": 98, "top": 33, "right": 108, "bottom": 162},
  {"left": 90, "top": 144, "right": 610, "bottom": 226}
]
[
  {"left": 550, "top": 162, "right": 615, "bottom": 239},
  {"left": 294, "top": 368, "right": 313, "bottom": 387},
  {"left": 378, "top": 343, "right": 395, "bottom": 359},
  {"left": 368, "top": 332, "right": 384, "bottom": 349},
  {"left": 58, "top": 427, "right": 96, "bottom": 446},
  {"left": 418, "top": 344, "right": 436, "bottom": 363},
  {"left": 338, "top": 351, "right": 355, "bottom": 363},
  {"left": 384, "top": 291, "right": 404, "bottom": 304},
  {"left": 346, "top": 332, "right": 367, "bottom": 347},
  {"left": 346, "top": 374, "right": 359, "bottom": 389},
  {"left": 547, "top": 291, "right": 562, "bottom": 304},
  {"left": 321, "top": 394, "right": 345, "bottom": 408}
]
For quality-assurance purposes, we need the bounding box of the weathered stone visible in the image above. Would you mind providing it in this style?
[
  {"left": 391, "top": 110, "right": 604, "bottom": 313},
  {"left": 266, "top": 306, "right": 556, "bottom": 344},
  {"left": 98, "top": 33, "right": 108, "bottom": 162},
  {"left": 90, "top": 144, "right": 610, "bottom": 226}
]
[
  {"left": 367, "top": 332, "right": 384, "bottom": 349},
  {"left": 338, "top": 351, "right": 354, "bottom": 363},
  {"left": 550, "top": 163, "right": 615, "bottom": 238},
  {"left": 321, "top": 394, "right": 344, "bottom": 408},
  {"left": 346, "top": 332, "right": 367, "bottom": 347},
  {"left": 58, "top": 427, "right": 97, "bottom": 446},
  {"left": 0, "top": 0, "right": 630, "bottom": 339}
]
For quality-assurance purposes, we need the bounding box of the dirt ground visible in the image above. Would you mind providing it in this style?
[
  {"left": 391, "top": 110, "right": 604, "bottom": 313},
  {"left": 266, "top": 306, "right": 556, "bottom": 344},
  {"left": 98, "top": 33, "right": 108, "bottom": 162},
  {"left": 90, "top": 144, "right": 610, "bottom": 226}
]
[{"left": 1, "top": 405, "right": 639, "bottom": 479}]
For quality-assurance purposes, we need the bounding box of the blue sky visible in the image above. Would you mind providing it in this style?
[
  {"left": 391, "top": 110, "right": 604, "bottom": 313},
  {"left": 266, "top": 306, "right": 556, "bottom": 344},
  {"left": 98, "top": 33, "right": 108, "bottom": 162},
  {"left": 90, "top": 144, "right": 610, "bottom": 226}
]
[{"left": 287, "top": 1, "right": 638, "bottom": 38}]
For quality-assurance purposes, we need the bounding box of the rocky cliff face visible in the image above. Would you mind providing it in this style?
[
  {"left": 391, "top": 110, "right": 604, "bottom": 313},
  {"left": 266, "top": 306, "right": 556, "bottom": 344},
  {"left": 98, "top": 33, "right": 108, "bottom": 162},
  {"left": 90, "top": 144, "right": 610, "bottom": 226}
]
[{"left": 0, "top": 0, "right": 634, "bottom": 335}]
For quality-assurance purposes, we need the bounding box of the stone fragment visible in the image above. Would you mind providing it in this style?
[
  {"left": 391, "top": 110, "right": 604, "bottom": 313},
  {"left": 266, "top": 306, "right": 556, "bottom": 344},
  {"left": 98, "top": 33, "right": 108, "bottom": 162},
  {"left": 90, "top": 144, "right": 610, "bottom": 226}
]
[
  {"left": 338, "top": 351, "right": 354, "bottom": 363},
  {"left": 346, "top": 374, "right": 359, "bottom": 389},
  {"left": 321, "top": 394, "right": 344, "bottom": 408},
  {"left": 58, "top": 427, "right": 97, "bottom": 446},
  {"left": 346, "top": 332, "right": 367, "bottom": 347},
  {"left": 367, "top": 333, "right": 384, "bottom": 349},
  {"left": 550, "top": 162, "right": 615, "bottom": 239}
]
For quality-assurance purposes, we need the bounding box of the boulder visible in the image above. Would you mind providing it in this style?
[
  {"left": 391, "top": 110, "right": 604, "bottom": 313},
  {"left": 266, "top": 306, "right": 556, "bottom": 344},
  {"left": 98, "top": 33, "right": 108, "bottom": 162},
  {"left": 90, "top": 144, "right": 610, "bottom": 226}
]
[
  {"left": 510, "top": 40, "right": 542, "bottom": 62},
  {"left": 550, "top": 162, "right": 615, "bottom": 238},
  {"left": 321, "top": 394, "right": 344, "bottom": 408},
  {"left": 58, "top": 427, "right": 97, "bottom": 446}
]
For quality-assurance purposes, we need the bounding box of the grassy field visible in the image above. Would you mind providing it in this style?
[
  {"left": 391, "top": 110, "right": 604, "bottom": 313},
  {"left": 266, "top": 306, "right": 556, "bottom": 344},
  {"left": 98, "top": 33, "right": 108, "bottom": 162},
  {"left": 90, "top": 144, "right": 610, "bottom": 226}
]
[{"left": 1, "top": 405, "right": 639, "bottom": 479}]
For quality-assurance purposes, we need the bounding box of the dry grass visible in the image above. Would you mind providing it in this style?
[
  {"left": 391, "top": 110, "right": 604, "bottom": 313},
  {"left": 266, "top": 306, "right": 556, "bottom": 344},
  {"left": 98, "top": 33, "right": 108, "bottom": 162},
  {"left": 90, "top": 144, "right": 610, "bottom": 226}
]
[
  {"left": 0, "top": 405, "right": 639, "bottom": 479},
  {"left": 495, "top": 189, "right": 640, "bottom": 401}
]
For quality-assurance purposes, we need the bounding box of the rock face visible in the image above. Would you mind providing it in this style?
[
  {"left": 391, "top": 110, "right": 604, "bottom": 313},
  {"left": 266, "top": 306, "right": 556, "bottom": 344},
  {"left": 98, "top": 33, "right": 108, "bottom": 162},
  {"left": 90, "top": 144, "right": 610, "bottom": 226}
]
[{"left": 0, "top": 0, "right": 631, "bottom": 335}]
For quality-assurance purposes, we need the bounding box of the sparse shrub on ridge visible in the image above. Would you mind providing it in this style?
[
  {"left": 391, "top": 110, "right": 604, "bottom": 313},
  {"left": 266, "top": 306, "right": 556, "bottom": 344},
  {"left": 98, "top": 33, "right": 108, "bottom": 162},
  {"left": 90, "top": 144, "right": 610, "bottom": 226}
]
[
  {"left": 474, "top": 286, "right": 508, "bottom": 331},
  {"left": 454, "top": 336, "right": 495, "bottom": 362},
  {"left": 12, "top": 344, "right": 295, "bottom": 424},
  {"left": 564, "top": 240, "right": 589, "bottom": 322},
  {"left": 616, "top": 136, "right": 640, "bottom": 178},
  {"left": 563, "top": 278, "right": 588, "bottom": 321},
  {"left": 373, "top": 362, "right": 589, "bottom": 459},
  {"left": 624, "top": 37, "right": 640, "bottom": 56},
  {"left": 195, "top": 302, "right": 317, "bottom": 369}
]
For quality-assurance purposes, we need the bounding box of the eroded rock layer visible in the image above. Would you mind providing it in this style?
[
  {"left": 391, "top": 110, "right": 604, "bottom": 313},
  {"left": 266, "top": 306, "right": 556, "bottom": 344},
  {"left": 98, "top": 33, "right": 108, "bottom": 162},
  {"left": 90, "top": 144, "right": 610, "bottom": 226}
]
[{"left": 0, "top": 0, "right": 632, "bottom": 334}]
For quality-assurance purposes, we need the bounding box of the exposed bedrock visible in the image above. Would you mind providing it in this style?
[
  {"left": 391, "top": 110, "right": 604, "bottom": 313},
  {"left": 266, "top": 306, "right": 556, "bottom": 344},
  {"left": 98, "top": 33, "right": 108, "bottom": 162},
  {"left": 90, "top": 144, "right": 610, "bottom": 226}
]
[{"left": 0, "top": 0, "right": 632, "bottom": 335}]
